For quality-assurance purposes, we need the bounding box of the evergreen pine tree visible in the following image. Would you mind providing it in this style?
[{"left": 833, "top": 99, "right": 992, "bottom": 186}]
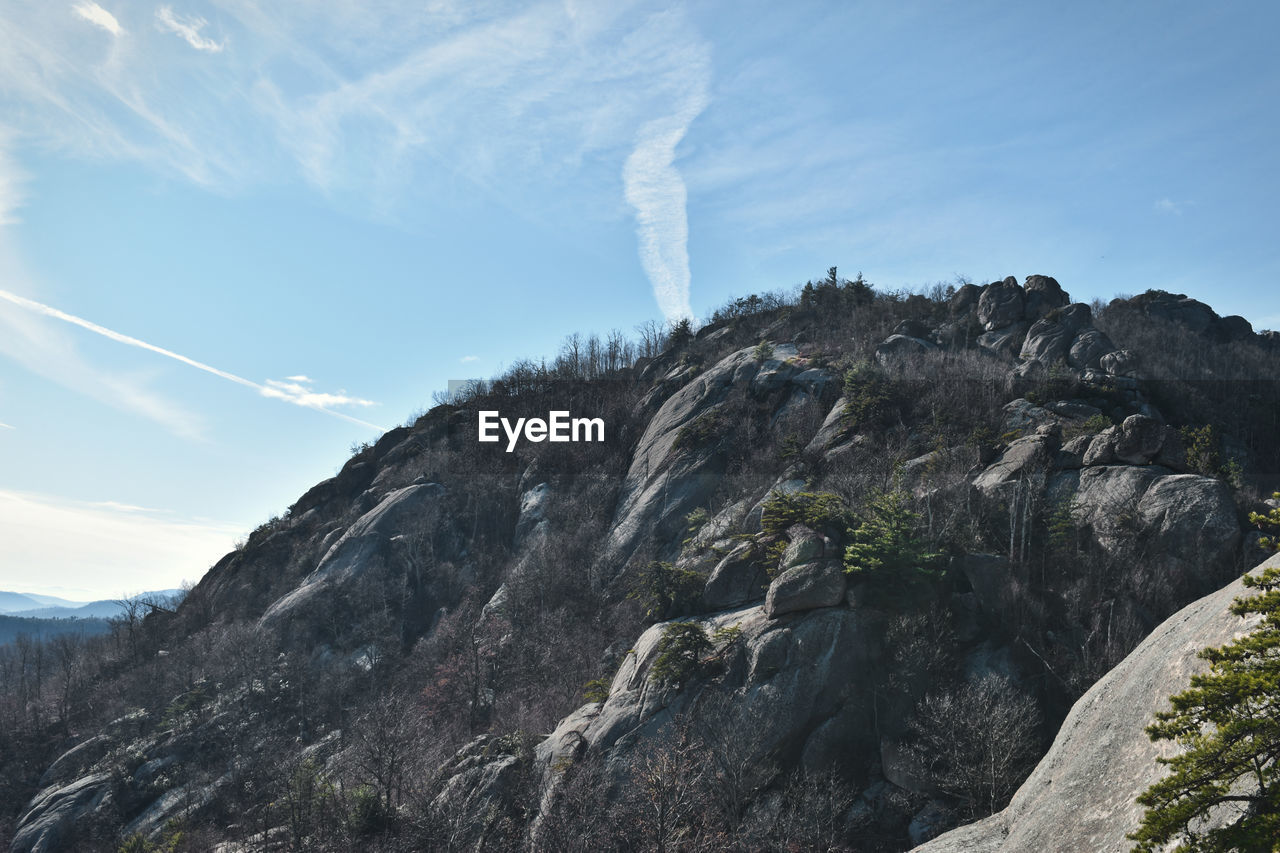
[{"left": 1129, "top": 565, "right": 1280, "bottom": 852}]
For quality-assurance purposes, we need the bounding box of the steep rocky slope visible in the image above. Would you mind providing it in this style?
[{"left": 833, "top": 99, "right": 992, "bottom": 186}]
[
  {"left": 6, "top": 274, "right": 1278, "bottom": 852},
  {"left": 914, "top": 551, "right": 1279, "bottom": 853}
]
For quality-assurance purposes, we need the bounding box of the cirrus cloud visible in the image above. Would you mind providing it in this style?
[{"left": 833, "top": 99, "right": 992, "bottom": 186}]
[
  {"left": 72, "top": 1, "right": 123, "bottom": 37},
  {"left": 155, "top": 5, "right": 223, "bottom": 52}
]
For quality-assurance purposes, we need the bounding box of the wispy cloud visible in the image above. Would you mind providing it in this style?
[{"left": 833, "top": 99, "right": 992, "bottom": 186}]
[
  {"left": 0, "top": 287, "right": 387, "bottom": 432},
  {"left": 0, "top": 488, "right": 243, "bottom": 599},
  {"left": 459, "top": 355, "right": 479, "bottom": 363},
  {"left": 621, "top": 28, "right": 710, "bottom": 322},
  {"left": 0, "top": 268, "right": 204, "bottom": 438},
  {"left": 3, "top": 3, "right": 716, "bottom": 307},
  {"left": 155, "top": 6, "right": 223, "bottom": 52},
  {"left": 0, "top": 421, "right": 13, "bottom": 430},
  {"left": 1154, "top": 198, "right": 1186, "bottom": 215},
  {"left": 284, "top": 374, "right": 312, "bottom": 382},
  {"left": 72, "top": 1, "right": 123, "bottom": 37},
  {"left": 262, "top": 378, "right": 375, "bottom": 410},
  {"left": 0, "top": 131, "right": 26, "bottom": 226},
  {"left": 92, "top": 499, "right": 164, "bottom": 512}
]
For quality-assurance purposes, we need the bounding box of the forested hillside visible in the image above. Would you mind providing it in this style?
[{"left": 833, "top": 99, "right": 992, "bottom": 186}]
[{"left": 4, "top": 272, "right": 1277, "bottom": 852}]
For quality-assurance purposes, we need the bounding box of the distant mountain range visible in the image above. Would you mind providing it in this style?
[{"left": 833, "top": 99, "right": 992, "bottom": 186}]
[{"left": 0, "top": 589, "right": 184, "bottom": 620}]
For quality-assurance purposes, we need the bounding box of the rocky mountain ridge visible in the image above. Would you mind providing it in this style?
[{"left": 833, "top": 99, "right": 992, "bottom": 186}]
[{"left": 6, "top": 273, "right": 1278, "bottom": 851}]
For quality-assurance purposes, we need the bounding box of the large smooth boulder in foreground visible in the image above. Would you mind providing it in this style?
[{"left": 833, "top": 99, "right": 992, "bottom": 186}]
[{"left": 913, "top": 554, "right": 1278, "bottom": 853}]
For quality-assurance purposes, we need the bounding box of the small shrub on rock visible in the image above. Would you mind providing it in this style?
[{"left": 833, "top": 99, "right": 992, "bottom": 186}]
[{"left": 649, "top": 623, "right": 713, "bottom": 687}]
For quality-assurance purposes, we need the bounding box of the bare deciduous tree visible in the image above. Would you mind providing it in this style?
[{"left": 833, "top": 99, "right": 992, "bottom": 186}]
[{"left": 906, "top": 673, "right": 1041, "bottom": 818}]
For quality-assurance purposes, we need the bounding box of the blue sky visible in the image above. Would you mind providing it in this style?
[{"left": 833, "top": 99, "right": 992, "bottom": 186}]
[{"left": 1, "top": 1, "right": 1277, "bottom": 599}]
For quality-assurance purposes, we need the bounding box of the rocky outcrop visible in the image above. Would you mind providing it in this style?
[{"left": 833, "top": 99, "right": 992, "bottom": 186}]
[
  {"left": 875, "top": 334, "right": 937, "bottom": 365},
  {"left": 976, "top": 322, "right": 1028, "bottom": 356},
  {"left": 977, "top": 278, "right": 1026, "bottom": 331},
  {"left": 1067, "top": 327, "right": 1114, "bottom": 369},
  {"left": 430, "top": 735, "right": 529, "bottom": 842},
  {"left": 913, "top": 554, "right": 1278, "bottom": 853},
  {"left": 601, "top": 346, "right": 759, "bottom": 576},
  {"left": 603, "top": 342, "right": 833, "bottom": 579},
  {"left": 1116, "top": 290, "right": 1260, "bottom": 344},
  {"left": 973, "top": 432, "right": 1057, "bottom": 494},
  {"left": 1022, "top": 275, "right": 1069, "bottom": 321},
  {"left": 1054, "top": 465, "right": 1240, "bottom": 611},
  {"left": 702, "top": 542, "right": 770, "bottom": 611},
  {"left": 1100, "top": 348, "right": 1141, "bottom": 378},
  {"left": 764, "top": 560, "right": 847, "bottom": 618},
  {"left": 534, "top": 604, "right": 884, "bottom": 825},
  {"left": 1018, "top": 303, "right": 1115, "bottom": 371},
  {"left": 11, "top": 774, "right": 113, "bottom": 853},
  {"left": 259, "top": 482, "right": 456, "bottom": 627}
]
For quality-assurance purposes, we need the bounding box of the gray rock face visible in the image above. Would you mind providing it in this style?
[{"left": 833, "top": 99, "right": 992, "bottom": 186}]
[
  {"left": 1113, "top": 414, "right": 1166, "bottom": 464},
  {"left": 1063, "top": 466, "right": 1240, "bottom": 609},
  {"left": 913, "top": 554, "right": 1279, "bottom": 853},
  {"left": 977, "top": 280, "right": 1026, "bottom": 331},
  {"left": 1082, "top": 429, "right": 1118, "bottom": 466},
  {"left": 1019, "top": 303, "right": 1108, "bottom": 369},
  {"left": 1022, "top": 275, "right": 1069, "bottom": 321},
  {"left": 752, "top": 343, "right": 801, "bottom": 393},
  {"left": 1100, "top": 348, "right": 1141, "bottom": 377},
  {"left": 895, "top": 319, "right": 933, "bottom": 339},
  {"left": 977, "top": 322, "right": 1029, "bottom": 356},
  {"left": 875, "top": 334, "right": 937, "bottom": 365},
  {"left": 950, "top": 283, "right": 982, "bottom": 315},
  {"left": 1000, "top": 398, "right": 1057, "bottom": 434},
  {"left": 602, "top": 346, "right": 759, "bottom": 575},
  {"left": 12, "top": 773, "right": 113, "bottom": 853},
  {"left": 805, "top": 397, "right": 851, "bottom": 454},
  {"left": 1128, "top": 291, "right": 1217, "bottom": 335},
  {"left": 123, "top": 777, "right": 227, "bottom": 841},
  {"left": 1056, "top": 435, "right": 1090, "bottom": 469},
  {"left": 973, "top": 434, "right": 1056, "bottom": 495},
  {"left": 1067, "top": 327, "right": 1115, "bottom": 370},
  {"left": 431, "top": 735, "right": 524, "bottom": 841},
  {"left": 260, "top": 483, "right": 450, "bottom": 626},
  {"left": 1018, "top": 317, "right": 1074, "bottom": 364},
  {"left": 533, "top": 604, "right": 883, "bottom": 826},
  {"left": 702, "top": 542, "right": 770, "bottom": 611},
  {"left": 791, "top": 367, "right": 836, "bottom": 397},
  {"left": 764, "top": 560, "right": 848, "bottom": 618},
  {"left": 1136, "top": 475, "right": 1241, "bottom": 568},
  {"left": 257, "top": 481, "right": 453, "bottom": 627},
  {"left": 1217, "top": 314, "right": 1253, "bottom": 342},
  {"left": 780, "top": 524, "right": 827, "bottom": 570},
  {"left": 513, "top": 482, "right": 551, "bottom": 548},
  {"left": 38, "top": 735, "right": 112, "bottom": 788}
]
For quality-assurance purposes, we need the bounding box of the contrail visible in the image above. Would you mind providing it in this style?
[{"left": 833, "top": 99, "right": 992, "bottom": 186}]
[
  {"left": 0, "top": 288, "right": 387, "bottom": 432},
  {"left": 623, "top": 48, "right": 710, "bottom": 324}
]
